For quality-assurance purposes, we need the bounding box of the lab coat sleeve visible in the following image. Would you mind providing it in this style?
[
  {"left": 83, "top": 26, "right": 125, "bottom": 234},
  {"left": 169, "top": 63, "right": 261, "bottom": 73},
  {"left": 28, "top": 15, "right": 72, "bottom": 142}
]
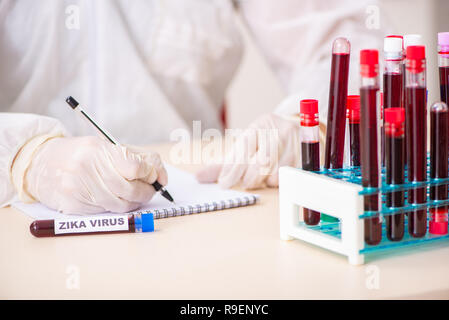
[
  {"left": 239, "top": 0, "right": 389, "bottom": 164},
  {"left": 0, "top": 113, "right": 67, "bottom": 207}
]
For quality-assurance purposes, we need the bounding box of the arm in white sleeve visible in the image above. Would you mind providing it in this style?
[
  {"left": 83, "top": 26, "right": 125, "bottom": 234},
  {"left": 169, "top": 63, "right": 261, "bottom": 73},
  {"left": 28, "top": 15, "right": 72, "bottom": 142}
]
[
  {"left": 0, "top": 113, "right": 67, "bottom": 207},
  {"left": 239, "top": 0, "right": 390, "bottom": 163}
]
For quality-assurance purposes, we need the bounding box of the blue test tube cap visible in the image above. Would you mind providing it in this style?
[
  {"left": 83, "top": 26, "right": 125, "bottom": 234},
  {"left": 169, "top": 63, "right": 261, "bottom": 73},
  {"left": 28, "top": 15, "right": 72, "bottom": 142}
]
[{"left": 142, "top": 213, "right": 154, "bottom": 232}]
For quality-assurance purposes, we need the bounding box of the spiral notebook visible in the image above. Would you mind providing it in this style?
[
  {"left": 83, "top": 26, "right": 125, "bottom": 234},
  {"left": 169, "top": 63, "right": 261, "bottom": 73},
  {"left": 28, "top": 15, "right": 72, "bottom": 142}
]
[{"left": 13, "top": 165, "right": 260, "bottom": 220}]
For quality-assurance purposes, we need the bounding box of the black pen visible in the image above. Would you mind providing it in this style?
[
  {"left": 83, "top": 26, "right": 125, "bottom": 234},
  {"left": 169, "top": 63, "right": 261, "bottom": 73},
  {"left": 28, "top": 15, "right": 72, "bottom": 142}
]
[{"left": 65, "top": 96, "right": 174, "bottom": 203}]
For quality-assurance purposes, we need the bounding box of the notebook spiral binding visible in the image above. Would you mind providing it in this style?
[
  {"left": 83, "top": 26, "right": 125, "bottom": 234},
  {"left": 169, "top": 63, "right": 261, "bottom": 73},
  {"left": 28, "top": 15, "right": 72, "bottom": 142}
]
[{"left": 141, "top": 195, "right": 259, "bottom": 219}]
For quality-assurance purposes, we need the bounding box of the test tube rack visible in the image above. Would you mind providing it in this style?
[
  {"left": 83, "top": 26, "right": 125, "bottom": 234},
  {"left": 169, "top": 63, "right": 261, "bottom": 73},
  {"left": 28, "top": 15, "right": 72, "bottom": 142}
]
[{"left": 279, "top": 163, "right": 449, "bottom": 265}]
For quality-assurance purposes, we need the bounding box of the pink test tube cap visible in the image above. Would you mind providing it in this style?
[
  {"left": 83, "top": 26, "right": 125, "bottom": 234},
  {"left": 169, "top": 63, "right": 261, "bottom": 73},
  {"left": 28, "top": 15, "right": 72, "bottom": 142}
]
[{"left": 438, "top": 32, "right": 449, "bottom": 46}]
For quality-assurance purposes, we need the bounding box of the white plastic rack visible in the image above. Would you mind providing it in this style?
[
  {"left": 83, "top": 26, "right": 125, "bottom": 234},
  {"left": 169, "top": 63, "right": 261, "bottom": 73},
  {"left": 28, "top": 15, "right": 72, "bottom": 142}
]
[{"left": 279, "top": 164, "right": 449, "bottom": 265}]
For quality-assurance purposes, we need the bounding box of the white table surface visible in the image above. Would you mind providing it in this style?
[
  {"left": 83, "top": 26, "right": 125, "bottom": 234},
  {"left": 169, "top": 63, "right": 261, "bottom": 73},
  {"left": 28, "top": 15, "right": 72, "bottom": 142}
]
[{"left": 1, "top": 143, "right": 449, "bottom": 299}]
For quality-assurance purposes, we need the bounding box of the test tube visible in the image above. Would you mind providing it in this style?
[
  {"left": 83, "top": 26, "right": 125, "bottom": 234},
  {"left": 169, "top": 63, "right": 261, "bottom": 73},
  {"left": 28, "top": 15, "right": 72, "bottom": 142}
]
[
  {"left": 29, "top": 213, "right": 154, "bottom": 237},
  {"left": 383, "top": 37, "right": 404, "bottom": 169},
  {"left": 380, "top": 92, "right": 385, "bottom": 167},
  {"left": 343, "top": 107, "right": 351, "bottom": 168},
  {"left": 438, "top": 33, "right": 449, "bottom": 107},
  {"left": 324, "top": 37, "right": 351, "bottom": 170},
  {"left": 404, "top": 35, "right": 422, "bottom": 100},
  {"left": 438, "top": 33, "right": 449, "bottom": 152},
  {"left": 347, "top": 95, "right": 361, "bottom": 167},
  {"left": 405, "top": 45, "right": 427, "bottom": 238},
  {"left": 383, "top": 37, "right": 404, "bottom": 110},
  {"left": 360, "top": 49, "right": 382, "bottom": 245},
  {"left": 404, "top": 35, "right": 423, "bottom": 106},
  {"left": 322, "top": 37, "right": 350, "bottom": 223},
  {"left": 386, "top": 35, "right": 405, "bottom": 109},
  {"left": 384, "top": 108, "right": 405, "bottom": 241},
  {"left": 404, "top": 35, "right": 421, "bottom": 168},
  {"left": 300, "top": 99, "right": 321, "bottom": 225},
  {"left": 429, "top": 102, "right": 448, "bottom": 235}
]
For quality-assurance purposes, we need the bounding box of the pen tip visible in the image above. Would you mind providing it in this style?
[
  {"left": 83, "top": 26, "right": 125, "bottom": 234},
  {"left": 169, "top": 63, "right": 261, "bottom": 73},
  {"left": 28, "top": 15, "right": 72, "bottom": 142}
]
[
  {"left": 66, "top": 96, "right": 79, "bottom": 109},
  {"left": 162, "top": 190, "right": 174, "bottom": 203}
]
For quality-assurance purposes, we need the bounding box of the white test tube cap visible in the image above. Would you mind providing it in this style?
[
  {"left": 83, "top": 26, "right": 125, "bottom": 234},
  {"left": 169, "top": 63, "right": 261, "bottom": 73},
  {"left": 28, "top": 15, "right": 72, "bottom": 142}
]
[
  {"left": 384, "top": 37, "right": 403, "bottom": 53},
  {"left": 404, "top": 34, "right": 423, "bottom": 48}
]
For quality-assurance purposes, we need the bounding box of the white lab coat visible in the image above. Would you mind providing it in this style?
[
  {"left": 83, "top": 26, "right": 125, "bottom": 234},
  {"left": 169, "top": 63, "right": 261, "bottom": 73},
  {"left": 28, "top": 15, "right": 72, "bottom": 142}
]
[
  {"left": 241, "top": 0, "right": 388, "bottom": 124},
  {"left": 0, "top": 0, "right": 387, "bottom": 206}
]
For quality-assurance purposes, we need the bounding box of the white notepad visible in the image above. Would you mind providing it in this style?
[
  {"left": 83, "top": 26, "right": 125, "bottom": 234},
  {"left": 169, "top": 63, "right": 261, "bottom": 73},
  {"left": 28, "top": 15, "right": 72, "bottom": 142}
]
[{"left": 13, "top": 165, "right": 259, "bottom": 220}]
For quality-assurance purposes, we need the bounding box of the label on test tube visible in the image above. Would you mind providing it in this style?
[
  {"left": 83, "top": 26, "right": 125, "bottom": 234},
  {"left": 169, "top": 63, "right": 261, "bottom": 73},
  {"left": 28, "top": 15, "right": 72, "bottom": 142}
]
[{"left": 54, "top": 215, "right": 129, "bottom": 235}]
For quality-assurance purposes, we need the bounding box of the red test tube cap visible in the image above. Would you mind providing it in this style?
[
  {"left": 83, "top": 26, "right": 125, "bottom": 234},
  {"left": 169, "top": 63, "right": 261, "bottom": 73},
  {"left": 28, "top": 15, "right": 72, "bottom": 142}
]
[
  {"left": 430, "top": 207, "right": 448, "bottom": 235},
  {"left": 430, "top": 221, "right": 448, "bottom": 235},
  {"left": 406, "top": 45, "right": 425, "bottom": 73},
  {"left": 300, "top": 99, "right": 318, "bottom": 114},
  {"left": 347, "top": 95, "right": 360, "bottom": 122},
  {"left": 360, "top": 49, "right": 379, "bottom": 77},
  {"left": 300, "top": 99, "right": 318, "bottom": 127},
  {"left": 360, "top": 49, "right": 379, "bottom": 65},
  {"left": 384, "top": 108, "right": 405, "bottom": 124},
  {"left": 347, "top": 95, "right": 360, "bottom": 109},
  {"left": 406, "top": 45, "right": 425, "bottom": 60}
]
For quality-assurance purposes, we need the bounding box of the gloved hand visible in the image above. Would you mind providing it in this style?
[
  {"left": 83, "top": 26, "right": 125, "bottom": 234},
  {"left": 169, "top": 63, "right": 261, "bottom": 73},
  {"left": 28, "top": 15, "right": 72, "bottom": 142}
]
[
  {"left": 196, "top": 113, "right": 301, "bottom": 189},
  {"left": 22, "top": 136, "right": 167, "bottom": 214}
]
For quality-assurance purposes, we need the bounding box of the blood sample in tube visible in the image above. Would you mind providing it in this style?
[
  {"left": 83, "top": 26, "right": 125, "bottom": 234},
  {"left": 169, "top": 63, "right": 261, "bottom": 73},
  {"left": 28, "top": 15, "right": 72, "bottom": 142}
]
[
  {"left": 300, "top": 99, "right": 321, "bottom": 225},
  {"left": 439, "top": 33, "right": 449, "bottom": 106},
  {"left": 324, "top": 37, "right": 350, "bottom": 170},
  {"left": 360, "top": 49, "right": 382, "bottom": 245},
  {"left": 384, "top": 37, "right": 404, "bottom": 110},
  {"left": 405, "top": 45, "right": 427, "bottom": 238},
  {"left": 429, "top": 102, "right": 448, "bottom": 235},
  {"left": 347, "top": 95, "right": 361, "bottom": 167},
  {"left": 322, "top": 38, "right": 350, "bottom": 223},
  {"left": 29, "top": 213, "right": 154, "bottom": 237},
  {"left": 384, "top": 108, "right": 405, "bottom": 241}
]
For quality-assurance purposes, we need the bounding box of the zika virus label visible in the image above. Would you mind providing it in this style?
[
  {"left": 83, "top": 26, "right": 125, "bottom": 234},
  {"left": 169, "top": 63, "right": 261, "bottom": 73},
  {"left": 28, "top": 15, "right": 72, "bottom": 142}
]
[{"left": 54, "top": 215, "right": 129, "bottom": 235}]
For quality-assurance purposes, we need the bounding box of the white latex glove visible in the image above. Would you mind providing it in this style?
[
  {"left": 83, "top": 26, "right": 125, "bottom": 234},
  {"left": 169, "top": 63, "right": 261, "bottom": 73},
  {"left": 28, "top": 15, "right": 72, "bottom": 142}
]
[
  {"left": 22, "top": 136, "right": 167, "bottom": 214},
  {"left": 196, "top": 113, "right": 301, "bottom": 189}
]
